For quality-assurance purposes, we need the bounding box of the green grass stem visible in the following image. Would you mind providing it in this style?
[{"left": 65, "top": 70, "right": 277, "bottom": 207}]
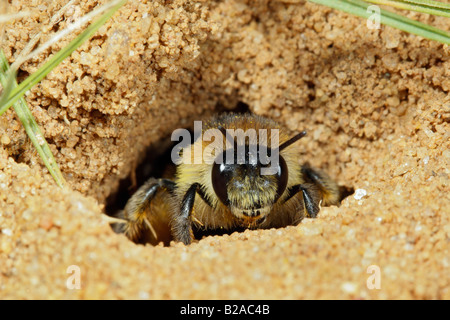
[
  {"left": 0, "top": 50, "right": 66, "bottom": 187},
  {"left": 308, "top": 0, "right": 450, "bottom": 44},
  {"left": 0, "top": 0, "right": 127, "bottom": 116},
  {"left": 0, "top": 0, "right": 127, "bottom": 187},
  {"left": 365, "top": 0, "right": 450, "bottom": 18}
]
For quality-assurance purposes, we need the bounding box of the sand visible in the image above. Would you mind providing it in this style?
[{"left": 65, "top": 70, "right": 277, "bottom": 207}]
[{"left": 0, "top": 0, "right": 449, "bottom": 299}]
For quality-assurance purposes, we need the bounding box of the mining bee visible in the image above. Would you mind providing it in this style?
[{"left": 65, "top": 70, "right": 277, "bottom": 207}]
[{"left": 117, "top": 113, "right": 340, "bottom": 245}]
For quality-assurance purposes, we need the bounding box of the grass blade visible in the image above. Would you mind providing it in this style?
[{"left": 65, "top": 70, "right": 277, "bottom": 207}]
[
  {"left": 0, "top": 0, "right": 126, "bottom": 187},
  {"left": 0, "top": 11, "right": 30, "bottom": 23},
  {"left": 388, "top": 0, "right": 450, "bottom": 10},
  {"left": 308, "top": 0, "right": 450, "bottom": 44},
  {"left": 0, "top": 50, "right": 66, "bottom": 187},
  {"left": 0, "top": 0, "right": 126, "bottom": 116},
  {"left": 365, "top": 0, "right": 450, "bottom": 17}
]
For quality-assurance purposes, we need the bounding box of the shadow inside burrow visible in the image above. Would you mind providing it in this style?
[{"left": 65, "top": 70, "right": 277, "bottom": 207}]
[
  {"left": 104, "top": 101, "right": 353, "bottom": 246},
  {"left": 104, "top": 135, "right": 176, "bottom": 220}
]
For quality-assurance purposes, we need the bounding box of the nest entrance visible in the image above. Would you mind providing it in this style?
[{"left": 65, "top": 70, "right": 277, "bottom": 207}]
[{"left": 104, "top": 103, "right": 353, "bottom": 245}]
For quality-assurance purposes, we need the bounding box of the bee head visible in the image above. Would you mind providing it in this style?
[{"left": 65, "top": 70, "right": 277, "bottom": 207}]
[
  {"left": 211, "top": 146, "right": 288, "bottom": 222},
  {"left": 211, "top": 128, "right": 306, "bottom": 223}
]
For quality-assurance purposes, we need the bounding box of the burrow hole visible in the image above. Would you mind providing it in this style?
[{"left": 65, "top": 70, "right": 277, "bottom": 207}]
[{"left": 105, "top": 102, "right": 353, "bottom": 246}]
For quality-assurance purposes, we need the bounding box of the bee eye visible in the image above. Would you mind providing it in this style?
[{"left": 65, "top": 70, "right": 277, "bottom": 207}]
[
  {"left": 211, "top": 162, "right": 230, "bottom": 205},
  {"left": 274, "top": 155, "right": 288, "bottom": 202}
]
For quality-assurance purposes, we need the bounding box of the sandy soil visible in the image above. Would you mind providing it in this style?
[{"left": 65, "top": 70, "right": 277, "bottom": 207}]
[{"left": 0, "top": 0, "right": 449, "bottom": 299}]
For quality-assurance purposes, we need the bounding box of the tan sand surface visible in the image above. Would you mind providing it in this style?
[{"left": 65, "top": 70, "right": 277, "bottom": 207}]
[{"left": 0, "top": 0, "right": 449, "bottom": 299}]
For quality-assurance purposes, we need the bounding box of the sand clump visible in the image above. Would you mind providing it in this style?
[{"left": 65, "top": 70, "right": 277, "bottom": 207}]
[{"left": 0, "top": 0, "right": 449, "bottom": 299}]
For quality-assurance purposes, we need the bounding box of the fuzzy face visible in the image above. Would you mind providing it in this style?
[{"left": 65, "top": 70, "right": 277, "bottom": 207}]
[
  {"left": 174, "top": 113, "right": 304, "bottom": 228},
  {"left": 211, "top": 148, "right": 288, "bottom": 223}
]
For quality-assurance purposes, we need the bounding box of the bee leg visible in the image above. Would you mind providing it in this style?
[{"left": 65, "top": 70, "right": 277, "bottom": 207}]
[
  {"left": 285, "top": 183, "right": 322, "bottom": 218},
  {"left": 171, "top": 183, "right": 203, "bottom": 245},
  {"left": 123, "top": 178, "right": 175, "bottom": 243},
  {"left": 301, "top": 165, "right": 340, "bottom": 206}
]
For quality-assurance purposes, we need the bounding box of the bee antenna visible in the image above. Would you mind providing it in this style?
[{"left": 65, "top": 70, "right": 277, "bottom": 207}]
[{"left": 279, "top": 130, "right": 307, "bottom": 151}]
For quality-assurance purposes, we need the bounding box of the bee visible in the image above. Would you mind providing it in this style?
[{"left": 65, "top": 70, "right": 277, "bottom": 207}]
[{"left": 118, "top": 113, "right": 340, "bottom": 245}]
